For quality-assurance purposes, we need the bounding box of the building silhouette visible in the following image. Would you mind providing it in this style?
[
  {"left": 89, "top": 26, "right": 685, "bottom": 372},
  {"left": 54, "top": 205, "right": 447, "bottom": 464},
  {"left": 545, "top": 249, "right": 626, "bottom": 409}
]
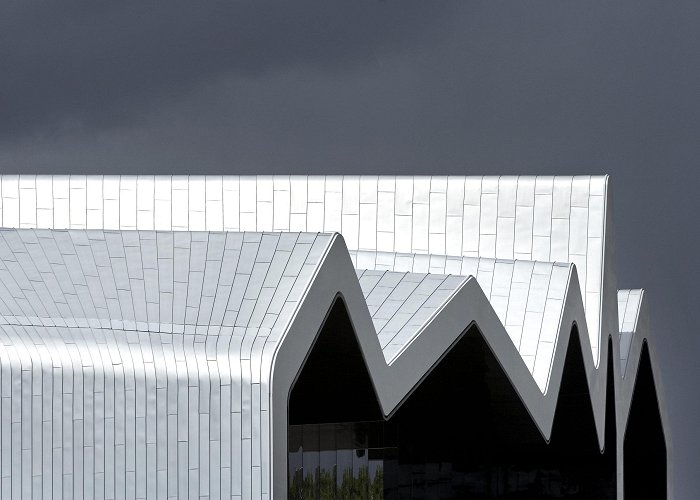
[{"left": 0, "top": 175, "right": 668, "bottom": 498}]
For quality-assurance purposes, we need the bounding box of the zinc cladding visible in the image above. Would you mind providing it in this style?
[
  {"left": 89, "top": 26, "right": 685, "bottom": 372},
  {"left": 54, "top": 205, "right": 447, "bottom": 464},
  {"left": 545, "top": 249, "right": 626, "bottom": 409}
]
[
  {"left": 0, "top": 228, "right": 332, "bottom": 499},
  {"left": 0, "top": 175, "right": 663, "bottom": 499},
  {"left": 0, "top": 175, "right": 607, "bottom": 362}
]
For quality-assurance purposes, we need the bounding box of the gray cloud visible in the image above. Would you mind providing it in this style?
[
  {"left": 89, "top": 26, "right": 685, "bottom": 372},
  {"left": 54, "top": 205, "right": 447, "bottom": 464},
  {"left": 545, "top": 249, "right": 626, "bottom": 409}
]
[{"left": 0, "top": 1, "right": 455, "bottom": 140}]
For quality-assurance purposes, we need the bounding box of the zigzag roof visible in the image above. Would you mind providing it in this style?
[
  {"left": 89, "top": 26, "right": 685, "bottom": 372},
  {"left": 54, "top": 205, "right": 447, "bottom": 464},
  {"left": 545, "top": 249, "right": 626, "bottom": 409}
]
[{"left": 0, "top": 175, "right": 669, "bottom": 499}]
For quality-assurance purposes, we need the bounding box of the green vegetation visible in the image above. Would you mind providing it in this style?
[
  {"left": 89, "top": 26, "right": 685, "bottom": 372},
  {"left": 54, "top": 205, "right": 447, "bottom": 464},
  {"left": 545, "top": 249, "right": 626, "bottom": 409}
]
[{"left": 289, "top": 465, "right": 384, "bottom": 500}]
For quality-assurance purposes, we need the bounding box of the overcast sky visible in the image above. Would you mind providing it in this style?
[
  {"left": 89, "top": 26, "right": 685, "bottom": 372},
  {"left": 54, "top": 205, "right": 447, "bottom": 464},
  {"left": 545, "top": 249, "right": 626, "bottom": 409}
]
[{"left": 1, "top": 1, "right": 698, "bottom": 494}]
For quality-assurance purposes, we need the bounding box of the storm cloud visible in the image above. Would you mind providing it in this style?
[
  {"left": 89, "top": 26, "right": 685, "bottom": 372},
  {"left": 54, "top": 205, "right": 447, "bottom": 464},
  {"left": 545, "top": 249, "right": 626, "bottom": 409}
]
[{"left": 0, "top": 1, "right": 455, "bottom": 141}]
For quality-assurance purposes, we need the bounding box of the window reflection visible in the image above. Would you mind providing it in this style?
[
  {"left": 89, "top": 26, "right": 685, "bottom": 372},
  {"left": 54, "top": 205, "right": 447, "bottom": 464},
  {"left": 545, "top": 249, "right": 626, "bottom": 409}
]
[
  {"left": 288, "top": 302, "right": 619, "bottom": 499},
  {"left": 288, "top": 421, "right": 387, "bottom": 500}
]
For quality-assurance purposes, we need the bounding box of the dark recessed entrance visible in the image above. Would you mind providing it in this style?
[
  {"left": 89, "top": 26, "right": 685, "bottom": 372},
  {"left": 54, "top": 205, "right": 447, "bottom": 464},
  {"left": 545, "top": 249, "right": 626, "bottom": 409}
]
[
  {"left": 624, "top": 343, "right": 667, "bottom": 500},
  {"left": 288, "top": 298, "right": 616, "bottom": 499}
]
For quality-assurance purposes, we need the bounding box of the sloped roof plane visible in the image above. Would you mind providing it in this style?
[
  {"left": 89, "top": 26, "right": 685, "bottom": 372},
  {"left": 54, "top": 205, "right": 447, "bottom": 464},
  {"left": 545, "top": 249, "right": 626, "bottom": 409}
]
[{"left": 0, "top": 175, "right": 670, "bottom": 499}]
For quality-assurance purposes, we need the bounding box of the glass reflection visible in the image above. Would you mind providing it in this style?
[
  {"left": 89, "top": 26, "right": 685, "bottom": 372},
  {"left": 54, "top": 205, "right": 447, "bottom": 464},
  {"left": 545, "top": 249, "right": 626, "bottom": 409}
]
[
  {"left": 288, "top": 421, "right": 386, "bottom": 500},
  {"left": 288, "top": 302, "right": 618, "bottom": 499}
]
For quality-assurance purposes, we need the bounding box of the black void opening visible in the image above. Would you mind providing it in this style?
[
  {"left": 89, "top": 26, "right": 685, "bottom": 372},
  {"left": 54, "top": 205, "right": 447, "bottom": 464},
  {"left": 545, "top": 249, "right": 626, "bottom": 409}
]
[
  {"left": 624, "top": 343, "right": 667, "bottom": 500},
  {"left": 604, "top": 337, "right": 618, "bottom": 495},
  {"left": 288, "top": 298, "right": 384, "bottom": 499},
  {"left": 288, "top": 299, "right": 615, "bottom": 499}
]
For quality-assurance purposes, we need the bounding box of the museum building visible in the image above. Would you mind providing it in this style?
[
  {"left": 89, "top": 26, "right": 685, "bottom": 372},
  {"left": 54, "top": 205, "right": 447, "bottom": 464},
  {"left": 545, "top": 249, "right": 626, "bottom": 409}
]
[{"left": 0, "top": 175, "right": 668, "bottom": 499}]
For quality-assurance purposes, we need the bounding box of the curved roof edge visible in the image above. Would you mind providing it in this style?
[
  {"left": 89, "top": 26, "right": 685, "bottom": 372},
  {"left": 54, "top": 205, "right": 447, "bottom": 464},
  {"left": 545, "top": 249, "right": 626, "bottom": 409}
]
[
  {"left": 0, "top": 174, "right": 613, "bottom": 366},
  {"left": 269, "top": 233, "right": 669, "bottom": 498},
  {"left": 0, "top": 174, "right": 668, "bottom": 498}
]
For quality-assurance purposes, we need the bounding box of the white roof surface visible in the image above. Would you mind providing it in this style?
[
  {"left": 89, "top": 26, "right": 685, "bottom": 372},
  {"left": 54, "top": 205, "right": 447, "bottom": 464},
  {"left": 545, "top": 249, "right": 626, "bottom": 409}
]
[
  {"left": 0, "top": 174, "right": 608, "bottom": 359},
  {"left": 0, "top": 175, "right": 668, "bottom": 499}
]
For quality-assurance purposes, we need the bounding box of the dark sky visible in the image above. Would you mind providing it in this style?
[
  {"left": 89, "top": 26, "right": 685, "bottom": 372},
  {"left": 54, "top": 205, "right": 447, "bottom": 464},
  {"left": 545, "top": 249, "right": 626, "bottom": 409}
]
[{"left": 1, "top": 1, "right": 698, "bottom": 493}]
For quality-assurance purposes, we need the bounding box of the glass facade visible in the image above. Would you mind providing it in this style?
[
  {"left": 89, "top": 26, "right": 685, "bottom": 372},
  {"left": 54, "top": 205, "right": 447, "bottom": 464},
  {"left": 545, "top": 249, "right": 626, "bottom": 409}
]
[
  {"left": 288, "top": 421, "right": 387, "bottom": 500},
  {"left": 289, "top": 300, "right": 617, "bottom": 499},
  {"left": 624, "top": 344, "right": 667, "bottom": 500},
  {"left": 287, "top": 418, "right": 611, "bottom": 499}
]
